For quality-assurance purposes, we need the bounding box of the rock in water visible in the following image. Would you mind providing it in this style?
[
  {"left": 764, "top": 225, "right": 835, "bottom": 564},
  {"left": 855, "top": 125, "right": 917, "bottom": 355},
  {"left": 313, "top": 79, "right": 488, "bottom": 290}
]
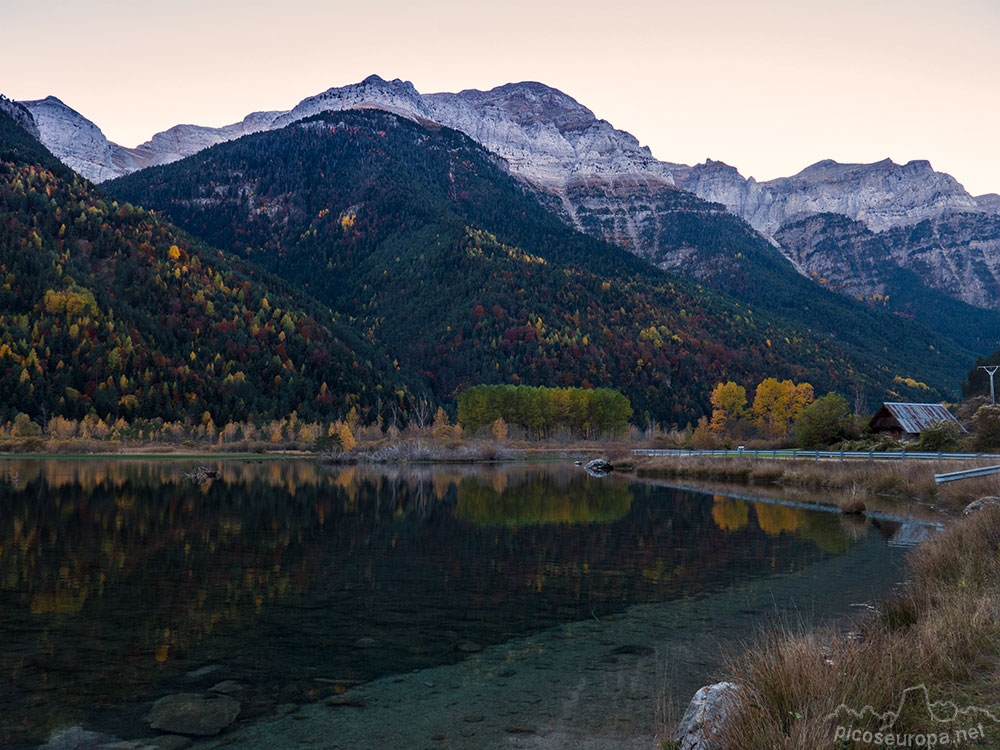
[
  {"left": 143, "top": 737, "right": 193, "bottom": 750},
  {"left": 39, "top": 726, "right": 118, "bottom": 749},
  {"left": 963, "top": 496, "right": 1000, "bottom": 516},
  {"left": 673, "top": 681, "right": 740, "bottom": 750},
  {"left": 146, "top": 693, "right": 240, "bottom": 736},
  {"left": 184, "top": 664, "right": 222, "bottom": 679},
  {"left": 584, "top": 458, "right": 614, "bottom": 476},
  {"left": 209, "top": 680, "right": 242, "bottom": 695}
]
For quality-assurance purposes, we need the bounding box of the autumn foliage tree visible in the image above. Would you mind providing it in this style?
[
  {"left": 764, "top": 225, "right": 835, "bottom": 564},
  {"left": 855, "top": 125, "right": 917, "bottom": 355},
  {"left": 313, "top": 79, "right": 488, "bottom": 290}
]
[
  {"left": 709, "top": 382, "right": 747, "bottom": 439},
  {"left": 751, "top": 378, "right": 814, "bottom": 440}
]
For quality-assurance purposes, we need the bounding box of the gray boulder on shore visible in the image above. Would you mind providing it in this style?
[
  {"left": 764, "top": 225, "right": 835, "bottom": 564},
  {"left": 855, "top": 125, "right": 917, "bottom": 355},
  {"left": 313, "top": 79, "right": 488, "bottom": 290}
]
[
  {"left": 673, "top": 681, "right": 741, "bottom": 750},
  {"left": 146, "top": 693, "right": 240, "bottom": 736},
  {"left": 963, "top": 496, "right": 1000, "bottom": 516}
]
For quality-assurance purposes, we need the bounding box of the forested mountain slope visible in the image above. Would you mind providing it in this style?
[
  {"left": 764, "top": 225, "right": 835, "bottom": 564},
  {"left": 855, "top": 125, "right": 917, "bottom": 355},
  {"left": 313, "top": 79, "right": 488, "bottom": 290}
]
[
  {"left": 108, "top": 110, "right": 968, "bottom": 423},
  {"left": 0, "top": 110, "right": 410, "bottom": 424}
]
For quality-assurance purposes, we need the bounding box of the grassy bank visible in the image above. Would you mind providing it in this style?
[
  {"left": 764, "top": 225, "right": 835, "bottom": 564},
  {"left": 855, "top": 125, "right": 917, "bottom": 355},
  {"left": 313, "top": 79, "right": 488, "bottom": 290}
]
[
  {"left": 323, "top": 438, "right": 523, "bottom": 464},
  {"left": 0, "top": 433, "right": 638, "bottom": 461},
  {"left": 702, "top": 504, "right": 1000, "bottom": 749},
  {"left": 636, "top": 455, "right": 998, "bottom": 514}
]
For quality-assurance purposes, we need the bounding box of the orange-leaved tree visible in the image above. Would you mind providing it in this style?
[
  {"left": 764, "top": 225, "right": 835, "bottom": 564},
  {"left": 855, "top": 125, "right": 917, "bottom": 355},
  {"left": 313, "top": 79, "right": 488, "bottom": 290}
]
[{"left": 709, "top": 382, "right": 748, "bottom": 439}]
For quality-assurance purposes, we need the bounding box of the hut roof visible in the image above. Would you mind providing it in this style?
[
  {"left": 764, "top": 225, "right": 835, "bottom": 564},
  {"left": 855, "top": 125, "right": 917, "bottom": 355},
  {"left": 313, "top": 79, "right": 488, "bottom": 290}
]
[{"left": 876, "top": 402, "right": 967, "bottom": 434}]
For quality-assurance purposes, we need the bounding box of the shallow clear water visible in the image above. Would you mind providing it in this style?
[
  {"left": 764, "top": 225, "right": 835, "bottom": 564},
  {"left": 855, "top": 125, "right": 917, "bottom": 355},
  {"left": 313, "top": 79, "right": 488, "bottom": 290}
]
[{"left": 0, "top": 459, "right": 925, "bottom": 748}]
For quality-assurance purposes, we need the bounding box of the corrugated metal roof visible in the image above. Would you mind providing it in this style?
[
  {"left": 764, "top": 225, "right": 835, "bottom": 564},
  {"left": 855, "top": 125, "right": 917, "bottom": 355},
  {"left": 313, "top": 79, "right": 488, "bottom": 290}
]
[{"left": 882, "top": 402, "right": 967, "bottom": 434}]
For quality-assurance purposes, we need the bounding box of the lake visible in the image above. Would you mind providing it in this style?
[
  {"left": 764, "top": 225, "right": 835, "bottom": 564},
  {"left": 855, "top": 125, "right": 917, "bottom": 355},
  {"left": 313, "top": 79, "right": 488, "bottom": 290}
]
[{"left": 0, "top": 459, "right": 934, "bottom": 749}]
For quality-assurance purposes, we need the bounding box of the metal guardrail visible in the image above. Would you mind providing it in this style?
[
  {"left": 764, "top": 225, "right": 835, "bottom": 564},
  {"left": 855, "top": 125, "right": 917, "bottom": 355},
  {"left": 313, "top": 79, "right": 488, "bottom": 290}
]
[
  {"left": 632, "top": 448, "right": 1000, "bottom": 463},
  {"left": 934, "top": 465, "right": 1000, "bottom": 484}
]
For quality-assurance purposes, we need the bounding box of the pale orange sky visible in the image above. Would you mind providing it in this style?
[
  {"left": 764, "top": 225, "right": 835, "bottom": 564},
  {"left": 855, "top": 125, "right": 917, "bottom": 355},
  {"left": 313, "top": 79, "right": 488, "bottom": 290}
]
[{"left": 4, "top": 0, "right": 998, "bottom": 195}]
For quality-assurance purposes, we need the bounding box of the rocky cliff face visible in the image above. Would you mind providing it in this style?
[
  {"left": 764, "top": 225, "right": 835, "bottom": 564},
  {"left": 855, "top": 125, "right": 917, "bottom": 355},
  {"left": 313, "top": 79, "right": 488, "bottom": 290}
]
[
  {"left": 775, "top": 211, "right": 1000, "bottom": 312},
  {"left": 773, "top": 214, "right": 892, "bottom": 300},
  {"left": 882, "top": 212, "right": 1000, "bottom": 310},
  {"left": 429, "top": 82, "right": 691, "bottom": 250},
  {"left": 16, "top": 96, "right": 280, "bottom": 183},
  {"left": 673, "top": 157, "right": 991, "bottom": 236},
  {"left": 128, "top": 110, "right": 281, "bottom": 167},
  {"left": 671, "top": 157, "right": 1000, "bottom": 311},
  {"left": 427, "top": 82, "right": 677, "bottom": 193},
  {"left": 19, "top": 96, "right": 124, "bottom": 183},
  {"left": 976, "top": 193, "right": 1000, "bottom": 213}
]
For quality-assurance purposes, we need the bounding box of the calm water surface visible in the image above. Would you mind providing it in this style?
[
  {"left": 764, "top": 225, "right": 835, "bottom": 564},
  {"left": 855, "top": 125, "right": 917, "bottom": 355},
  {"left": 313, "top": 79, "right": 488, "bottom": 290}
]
[{"left": 0, "top": 459, "right": 927, "bottom": 748}]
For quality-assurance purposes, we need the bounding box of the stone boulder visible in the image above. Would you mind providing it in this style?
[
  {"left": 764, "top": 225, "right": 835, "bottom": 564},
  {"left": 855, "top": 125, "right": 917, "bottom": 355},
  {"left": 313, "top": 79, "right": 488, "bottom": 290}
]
[
  {"left": 673, "top": 681, "right": 741, "bottom": 750},
  {"left": 963, "top": 496, "right": 1000, "bottom": 516},
  {"left": 584, "top": 458, "right": 614, "bottom": 477},
  {"left": 146, "top": 693, "right": 239, "bottom": 736},
  {"left": 39, "top": 726, "right": 117, "bottom": 750},
  {"left": 39, "top": 727, "right": 191, "bottom": 750}
]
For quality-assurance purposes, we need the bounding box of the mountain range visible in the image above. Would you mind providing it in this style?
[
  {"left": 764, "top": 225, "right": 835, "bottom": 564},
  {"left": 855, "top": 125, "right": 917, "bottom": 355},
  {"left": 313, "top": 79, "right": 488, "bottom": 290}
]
[
  {"left": 2, "top": 76, "right": 997, "bottom": 426},
  {"left": 13, "top": 77, "right": 1000, "bottom": 325}
]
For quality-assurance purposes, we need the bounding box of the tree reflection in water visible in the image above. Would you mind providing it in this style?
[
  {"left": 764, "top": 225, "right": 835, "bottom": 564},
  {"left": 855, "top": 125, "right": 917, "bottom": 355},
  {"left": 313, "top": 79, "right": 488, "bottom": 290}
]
[{"left": 0, "top": 459, "right": 862, "bottom": 748}]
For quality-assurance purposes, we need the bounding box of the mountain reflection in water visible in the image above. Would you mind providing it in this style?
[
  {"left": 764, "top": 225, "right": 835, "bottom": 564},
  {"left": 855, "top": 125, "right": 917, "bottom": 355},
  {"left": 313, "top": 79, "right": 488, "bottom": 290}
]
[{"left": 0, "top": 459, "right": 900, "bottom": 748}]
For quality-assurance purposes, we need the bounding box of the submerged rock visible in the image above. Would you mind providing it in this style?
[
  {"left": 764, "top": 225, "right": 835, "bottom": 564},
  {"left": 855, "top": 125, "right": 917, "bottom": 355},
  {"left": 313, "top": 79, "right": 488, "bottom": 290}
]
[
  {"left": 146, "top": 693, "right": 240, "bottom": 736},
  {"left": 139, "top": 737, "right": 192, "bottom": 750},
  {"left": 327, "top": 695, "right": 366, "bottom": 707},
  {"left": 40, "top": 726, "right": 118, "bottom": 750},
  {"left": 184, "top": 664, "right": 222, "bottom": 679},
  {"left": 39, "top": 728, "right": 190, "bottom": 750},
  {"left": 673, "top": 681, "right": 740, "bottom": 750},
  {"left": 583, "top": 458, "right": 614, "bottom": 477},
  {"left": 611, "top": 643, "right": 654, "bottom": 656},
  {"left": 208, "top": 680, "right": 241, "bottom": 695},
  {"left": 963, "top": 496, "right": 1000, "bottom": 516}
]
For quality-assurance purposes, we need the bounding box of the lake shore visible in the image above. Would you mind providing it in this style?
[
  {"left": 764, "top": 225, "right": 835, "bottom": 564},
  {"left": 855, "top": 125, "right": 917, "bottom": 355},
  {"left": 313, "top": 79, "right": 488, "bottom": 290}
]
[
  {"left": 634, "top": 454, "right": 998, "bottom": 515},
  {"left": 0, "top": 435, "right": 624, "bottom": 460},
  {"left": 636, "top": 458, "right": 1000, "bottom": 748},
  {"left": 704, "top": 501, "right": 1000, "bottom": 750}
]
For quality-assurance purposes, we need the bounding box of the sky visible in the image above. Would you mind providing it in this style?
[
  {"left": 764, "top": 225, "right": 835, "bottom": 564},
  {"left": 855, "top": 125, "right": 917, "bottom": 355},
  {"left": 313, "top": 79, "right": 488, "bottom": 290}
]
[{"left": 4, "top": 0, "right": 999, "bottom": 195}]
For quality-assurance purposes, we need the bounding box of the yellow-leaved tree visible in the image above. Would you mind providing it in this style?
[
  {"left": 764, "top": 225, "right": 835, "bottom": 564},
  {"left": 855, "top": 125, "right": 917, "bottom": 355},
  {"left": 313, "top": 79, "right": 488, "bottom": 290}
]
[
  {"left": 432, "top": 407, "right": 452, "bottom": 439},
  {"left": 492, "top": 416, "right": 508, "bottom": 442},
  {"left": 751, "top": 378, "right": 814, "bottom": 439},
  {"left": 709, "top": 382, "right": 748, "bottom": 438},
  {"left": 338, "top": 422, "right": 357, "bottom": 452}
]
